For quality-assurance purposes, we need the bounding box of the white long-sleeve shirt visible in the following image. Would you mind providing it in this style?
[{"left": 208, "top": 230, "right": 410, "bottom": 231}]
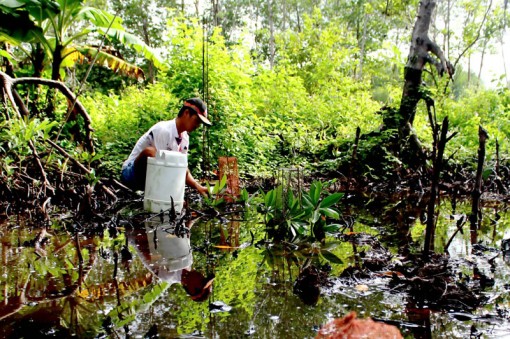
[{"left": 122, "top": 119, "right": 189, "bottom": 169}]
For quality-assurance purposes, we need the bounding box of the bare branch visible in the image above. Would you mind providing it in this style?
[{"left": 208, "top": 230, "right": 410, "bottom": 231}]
[
  {"left": 0, "top": 71, "right": 95, "bottom": 153},
  {"left": 452, "top": 0, "right": 493, "bottom": 71},
  {"left": 46, "top": 139, "right": 117, "bottom": 200}
]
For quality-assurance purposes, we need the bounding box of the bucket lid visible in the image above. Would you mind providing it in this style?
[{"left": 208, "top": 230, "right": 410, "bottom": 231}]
[
  {"left": 157, "top": 150, "right": 186, "bottom": 159},
  {"left": 148, "top": 150, "right": 187, "bottom": 167}
]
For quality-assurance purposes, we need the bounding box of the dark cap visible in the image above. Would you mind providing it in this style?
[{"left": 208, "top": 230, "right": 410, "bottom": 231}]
[{"left": 184, "top": 99, "right": 211, "bottom": 126}]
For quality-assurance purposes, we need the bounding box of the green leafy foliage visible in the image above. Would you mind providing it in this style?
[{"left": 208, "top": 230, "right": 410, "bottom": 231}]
[
  {"left": 259, "top": 180, "right": 344, "bottom": 243},
  {"left": 1, "top": 0, "right": 162, "bottom": 80},
  {"left": 0, "top": 0, "right": 59, "bottom": 44},
  {"left": 203, "top": 174, "right": 228, "bottom": 207},
  {"left": 81, "top": 83, "right": 176, "bottom": 176},
  {"left": 0, "top": 115, "right": 58, "bottom": 174},
  {"left": 4, "top": 2, "right": 509, "bottom": 187}
]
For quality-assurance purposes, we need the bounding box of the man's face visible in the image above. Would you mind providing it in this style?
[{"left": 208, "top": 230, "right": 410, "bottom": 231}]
[{"left": 185, "top": 110, "right": 202, "bottom": 132}]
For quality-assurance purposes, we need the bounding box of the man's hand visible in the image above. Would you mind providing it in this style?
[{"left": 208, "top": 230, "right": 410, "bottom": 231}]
[
  {"left": 196, "top": 184, "right": 210, "bottom": 197},
  {"left": 185, "top": 168, "right": 210, "bottom": 197}
]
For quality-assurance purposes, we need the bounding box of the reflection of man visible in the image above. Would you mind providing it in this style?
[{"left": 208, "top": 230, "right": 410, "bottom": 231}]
[{"left": 127, "top": 217, "right": 214, "bottom": 302}]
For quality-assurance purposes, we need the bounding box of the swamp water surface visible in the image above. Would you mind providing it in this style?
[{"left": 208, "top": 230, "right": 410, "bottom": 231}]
[{"left": 1, "top": 193, "right": 510, "bottom": 338}]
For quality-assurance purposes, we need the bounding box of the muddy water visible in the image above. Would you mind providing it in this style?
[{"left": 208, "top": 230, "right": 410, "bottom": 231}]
[{"left": 0, "top": 195, "right": 509, "bottom": 338}]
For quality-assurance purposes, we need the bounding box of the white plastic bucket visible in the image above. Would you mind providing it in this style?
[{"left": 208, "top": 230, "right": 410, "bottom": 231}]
[{"left": 144, "top": 150, "right": 187, "bottom": 213}]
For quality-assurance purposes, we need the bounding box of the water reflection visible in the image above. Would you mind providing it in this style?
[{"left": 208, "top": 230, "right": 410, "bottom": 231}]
[
  {"left": 126, "top": 216, "right": 214, "bottom": 302},
  {"left": 0, "top": 196, "right": 509, "bottom": 338}
]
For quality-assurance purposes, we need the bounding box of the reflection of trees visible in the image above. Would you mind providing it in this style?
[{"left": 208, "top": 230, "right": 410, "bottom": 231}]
[
  {"left": 260, "top": 243, "right": 299, "bottom": 284},
  {"left": 0, "top": 230, "right": 100, "bottom": 336},
  {"left": 3, "top": 200, "right": 508, "bottom": 337},
  {"left": 0, "top": 231, "right": 96, "bottom": 321},
  {"left": 235, "top": 239, "right": 385, "bottom": 338},
  {"left": 218, "top": 220, "right": 240, "bottom": 251},
  {"left": 0, "top": 227, "right": 159, "bottom": 337},
  {"left": 353, "top": 192, "right": 427, "bottom": 256},
  {"left": 341, "top": 194, "right": 450, "bottom": 336}
]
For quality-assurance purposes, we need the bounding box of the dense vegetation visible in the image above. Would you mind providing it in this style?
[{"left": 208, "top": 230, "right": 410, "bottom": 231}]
[{"left": 1, "top": 0, "right": 510, "bottom": 193}]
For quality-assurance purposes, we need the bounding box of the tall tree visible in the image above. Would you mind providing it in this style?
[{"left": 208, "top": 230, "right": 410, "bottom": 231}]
[
  {"left": 110, "top": 0, "right": 170, "bottom": 83},
  {"left": 397, "top": 0, "right": 454, "bottom": 166},
  {"left": 434, "top": 0, "right": 507, "bottom": 88},
  {"left": 268, "top": 0, "right": 275, "bottom": 69}
]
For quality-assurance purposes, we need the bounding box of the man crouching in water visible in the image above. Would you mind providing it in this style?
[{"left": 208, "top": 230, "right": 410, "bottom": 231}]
[{"left": 121, "top": 98, "right": 211, "bottom": 197}]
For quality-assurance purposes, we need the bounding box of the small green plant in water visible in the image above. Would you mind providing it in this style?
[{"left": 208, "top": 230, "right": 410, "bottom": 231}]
[
  {"left": 260, "top": 180, "right": 344, "bottom": 242},
  {"left": 301, "top": 180, "right": 344, "bottom": 241},
  {"left": 203, "top": 174, "right": 228, "bottom": 207}
]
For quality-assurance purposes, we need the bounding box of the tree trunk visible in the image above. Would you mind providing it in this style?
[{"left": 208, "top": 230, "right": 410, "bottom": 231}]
[
  {"left": 423, "top": 117, "right": 451, "bottom": 260},
  {"left": 268, "top": 0, "right": 275, "bottom": 69},
  {"left": 295, "top": 1, "right": 302, "bottom": 33},
  {"left": 282, "top": 0, "right": 286, "bottom": 31},
  {"left": 398, "top": 0, "right": 453, "bottom": 167},
  {"left": 443, "top": 0, "right": 452, "bottom": 59},
  {"left": 477, "top": 40, "right": 487, "bottom": 88},
  {"left": 141, "top": 16, "right": 155, "bottom": 84},
  {"left": 470, "top": 126, "right": 489, "bottom": 230},
  {"left": 32, "top": 43, "right": 45, "bottom": 78},
  {"left": 502, "top": 37, "right": 509, "bottom": 88},
  {"left": 357, "top": 12, "right": 368, "bottom": 80},
  {"left": 468, "top": 55, "right": 471, "bottom": 85},
  {"left": 51, "top": 44, "right": 63, "bottom": 81},
  {"left": 194, "top": 0, "right": 199, "bottom": 17},
  {"left": 212, "top": 0, "right": 220, "bottom": 27}
]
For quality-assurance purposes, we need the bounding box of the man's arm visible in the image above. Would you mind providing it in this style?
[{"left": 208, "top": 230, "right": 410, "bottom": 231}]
[{"left": 185, "top": 168, "right": 209, "bottom": 197}]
